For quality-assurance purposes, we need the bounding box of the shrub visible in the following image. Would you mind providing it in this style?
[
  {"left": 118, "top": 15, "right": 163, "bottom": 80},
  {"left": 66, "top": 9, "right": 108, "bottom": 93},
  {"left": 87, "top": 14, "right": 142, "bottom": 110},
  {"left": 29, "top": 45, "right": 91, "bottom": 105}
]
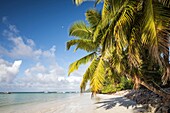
[{"left": 101, "top": 76, "right": 133, "bottom": 94}]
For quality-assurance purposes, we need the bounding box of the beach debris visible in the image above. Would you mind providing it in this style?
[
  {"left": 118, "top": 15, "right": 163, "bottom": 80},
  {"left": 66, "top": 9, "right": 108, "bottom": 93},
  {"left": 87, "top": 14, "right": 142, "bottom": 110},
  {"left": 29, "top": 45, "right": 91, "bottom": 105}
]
[{"left": 125, "top": 88, "right": 170, "bottom": 113}]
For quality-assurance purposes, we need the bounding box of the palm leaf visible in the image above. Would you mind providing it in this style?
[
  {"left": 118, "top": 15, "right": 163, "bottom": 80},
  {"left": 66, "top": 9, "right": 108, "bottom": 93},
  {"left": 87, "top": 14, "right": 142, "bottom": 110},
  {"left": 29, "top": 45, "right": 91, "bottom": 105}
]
[
  {"left": 69, "top": 22, "right": 92, "bottom": 39},
  {"left": 153, "top": 2, "right": 170, "bottom": 57},
  {"left": 68, "top": 52, "right": 96, "bottom": 76},
  {"left": 141, "top": 0, "right": 161, "bottom": 65},
  {"left": 102, "top": 0, "right": 111, "bottom": 21},
  {"left": 157, "top": 0, "right": 170, "bottom": 7},
  {"left": 66, "top": 39, "right": 98, "bottom": 52},
  {"left": 114, "top": 1, "right": 137, "bottom": 52},
  {"left": 73, "top": 0, "right": 84, "bottom": 5},
  {"left": 110, "top": 0, "right": 124, "bottom": 15},
  {"left": 80, "top": 58, "right": 99, "bottom": 92},
  {"left": 94, "top": 0, "right": 102, "bottom": 7},
  {"left": 73, "top": 0, "right": 102, "bottom": 6},
  {"left": 86, "top": 9, "right": 101, "bottom": 30},
  {"left": 90, "top": 57, "right": 105, "bottom": 92}
]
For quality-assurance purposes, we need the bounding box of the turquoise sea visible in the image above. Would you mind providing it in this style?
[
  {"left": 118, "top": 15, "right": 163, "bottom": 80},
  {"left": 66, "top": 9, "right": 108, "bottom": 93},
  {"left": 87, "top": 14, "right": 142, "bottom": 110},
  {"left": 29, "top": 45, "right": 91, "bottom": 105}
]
[{"left": 0, "top": 93, "right": 77, "bottom": 107}]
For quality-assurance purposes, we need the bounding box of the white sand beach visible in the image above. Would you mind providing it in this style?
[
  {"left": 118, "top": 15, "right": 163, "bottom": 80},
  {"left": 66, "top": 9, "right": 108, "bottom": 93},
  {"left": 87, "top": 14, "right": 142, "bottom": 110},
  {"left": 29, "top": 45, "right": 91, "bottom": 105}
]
[{"left": 0, "top": 93, "right": 144, "bottom": 113}]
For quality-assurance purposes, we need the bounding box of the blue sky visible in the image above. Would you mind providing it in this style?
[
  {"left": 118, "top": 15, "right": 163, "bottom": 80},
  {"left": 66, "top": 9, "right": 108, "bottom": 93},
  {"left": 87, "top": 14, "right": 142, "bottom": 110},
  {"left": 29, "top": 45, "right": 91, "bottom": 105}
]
[{"left": 0, "top": 0, "right": 102, "bottom": 92}]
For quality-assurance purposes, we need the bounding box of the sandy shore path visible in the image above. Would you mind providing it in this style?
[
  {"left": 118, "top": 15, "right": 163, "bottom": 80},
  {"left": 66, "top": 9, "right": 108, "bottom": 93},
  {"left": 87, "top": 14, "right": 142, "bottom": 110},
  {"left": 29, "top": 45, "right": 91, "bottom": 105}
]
[{"left": 0, "top": 93, "right": 143, "bottom": 113}]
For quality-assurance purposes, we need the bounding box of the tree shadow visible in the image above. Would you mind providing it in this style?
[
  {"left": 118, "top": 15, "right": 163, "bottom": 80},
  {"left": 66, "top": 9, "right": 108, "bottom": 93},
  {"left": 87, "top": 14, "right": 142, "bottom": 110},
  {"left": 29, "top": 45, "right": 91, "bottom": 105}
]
[{"left": 95, "top": 96, "right": 137, "bottom": 110}]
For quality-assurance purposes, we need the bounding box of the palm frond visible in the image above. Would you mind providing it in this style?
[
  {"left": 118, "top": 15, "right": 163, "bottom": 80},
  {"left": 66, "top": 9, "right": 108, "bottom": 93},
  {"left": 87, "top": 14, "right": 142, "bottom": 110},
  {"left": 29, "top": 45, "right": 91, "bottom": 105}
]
[
  {"left": 153, "top": 2, "right": 170, "bottom": 58},
  {"left": 105, "top": 63, "right": 121, "bottom": 83},
  {"left": 80, "top": 58, "right": 99, "bottom": 92},
  {"left": 73, "top": 0, "right": 84, "bottom": 5},
  {"left": 110, "top": 0, "right": 125, "bottom": 15},
  {"left": 68, "top": 52, "right": 96, "bottom": 76},
  {"left": 128, "top": 22, "right": 143, "bottom": 68},
  {"left": 94, "top": 0, "right": 103, "bottom": 7},
  {"left": 101, "top": 1, "right": 128, "bottom": 56},
  {"left": 154, "top": 2, "right": 170, "bottom": 19},
  {"left": 128, "top": 45, "right": 142, "bottom": 68},
  {"left": 69, "top": 22, "right": 92, "bottom": 39},
  {"left": 90, "top": 57, "right": 105, "bottom": 92},
  {"left": 101, "top": 29, "right": 115, "bottom": 56},
  {"left": 73, "top": 0, "right": 102, "bottom": 6},
  {"left": 142, "top": 0, "right": 157, "bottom": 44},
  {"left": 66, "top": 39, "right": 98, "bottom": 52},
  {"left": 114, "top": 1, "right": 137, "bottom": 52},
  {"left": 141, "top": 0, "right": 161, "bottom": 64},
  {"left": 110, "top": 50, "right": 125, "bottom": 74},
  {"left": 102, "top": 0, "right": 111, "bottom": 21},
  {"left": 93, "top": 24, "right": 103, "bottom": 42},
  {"left": 157, "top": 0, "right": 170, "bottom": 7},
  {"left": 86, "top": 9, "right": 101, "bottom": 30}
]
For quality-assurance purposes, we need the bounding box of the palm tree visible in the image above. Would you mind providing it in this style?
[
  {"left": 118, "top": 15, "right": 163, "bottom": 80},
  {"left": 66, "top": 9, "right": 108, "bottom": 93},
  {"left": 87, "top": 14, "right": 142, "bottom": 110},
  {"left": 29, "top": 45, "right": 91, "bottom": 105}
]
[
  {"left": 97, "top": 0, "right": 170, "bottom": 100},
  {"left": 71, "top": 0, "right": 170, "bottom": 101},
  {"left": 67, "top": 9, "right": 107, "bottom": 94}
]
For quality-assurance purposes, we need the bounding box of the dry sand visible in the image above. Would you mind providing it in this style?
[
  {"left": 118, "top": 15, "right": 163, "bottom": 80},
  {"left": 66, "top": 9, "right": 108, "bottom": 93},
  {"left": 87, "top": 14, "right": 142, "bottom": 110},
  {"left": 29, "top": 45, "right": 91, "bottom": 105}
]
[{"left": 0, "top": 93, "right": 144, "bottom": 113}]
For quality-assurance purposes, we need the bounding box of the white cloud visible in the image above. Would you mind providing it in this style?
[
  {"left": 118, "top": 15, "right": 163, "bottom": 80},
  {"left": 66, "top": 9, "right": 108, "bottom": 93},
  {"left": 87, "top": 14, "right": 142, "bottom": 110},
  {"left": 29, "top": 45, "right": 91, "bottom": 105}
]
[
  {"left": 0, "top": 17, "right": 83, "bottom": 92},
  {"left": 42, "top": 45, "right": 56, "bottom": 58},
  {"left": 24, "top": 63, "right": 47, "bottom": 76},
  {"left": 27, "top": 39, "right": 35, "bottom": 47},
  {"left": 0, "top": 59, "right": 22, "bottom": 83},
  {"left": 2, "top": 16, "right": 19, "bottom": 33},
  {"left": 8, "top": 37, "right": 40, "bottom": 58},
  {"left": 9, "top": 24, "right": 19, "bottom": 33},
  {"left": 1, "top": 29, "right": 56, "bottom": 60},
  {"left": 1, "top": 17, "right": 56, "bottom": 60},
  {"left": 12, "top": 62, "right": 82, "bottom": 91}
]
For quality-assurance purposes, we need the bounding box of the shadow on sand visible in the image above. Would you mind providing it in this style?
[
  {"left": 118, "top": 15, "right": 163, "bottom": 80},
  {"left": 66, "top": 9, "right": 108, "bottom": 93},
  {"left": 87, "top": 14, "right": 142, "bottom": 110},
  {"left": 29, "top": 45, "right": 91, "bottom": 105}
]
[{"left": 95, "top": 96, "right": 137, "bottom": 110}]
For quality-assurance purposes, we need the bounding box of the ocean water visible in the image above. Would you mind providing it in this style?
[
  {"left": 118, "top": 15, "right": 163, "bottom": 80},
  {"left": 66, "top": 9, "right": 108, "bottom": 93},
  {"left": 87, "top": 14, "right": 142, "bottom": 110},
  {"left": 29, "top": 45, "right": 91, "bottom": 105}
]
[{"left": 0, "top": 93, "right": 77, "bottom": 107}]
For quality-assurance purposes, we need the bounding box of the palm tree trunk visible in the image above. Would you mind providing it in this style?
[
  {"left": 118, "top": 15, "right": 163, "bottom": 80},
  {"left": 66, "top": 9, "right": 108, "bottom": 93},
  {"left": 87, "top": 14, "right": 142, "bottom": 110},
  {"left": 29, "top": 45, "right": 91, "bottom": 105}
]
[
  {"left": 138, "top": 47, "right": 170, "bottom": 101},
  {"left": 133, "top": 75, "right": 141, "bottom": 90},
  {"left": 135, "top": 76, "right": 170, "bottom": 101},
  {"left": 162, "top": 46, "right": 170, "bottom": 85}
]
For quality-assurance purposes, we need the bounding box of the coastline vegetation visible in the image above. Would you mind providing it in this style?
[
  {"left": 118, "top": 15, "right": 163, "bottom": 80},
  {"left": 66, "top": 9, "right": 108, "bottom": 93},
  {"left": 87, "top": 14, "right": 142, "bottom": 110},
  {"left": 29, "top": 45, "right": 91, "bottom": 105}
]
[
  {"left": 67, "top": 0, "right": 170, "bottom": 111},
  {"left": 101, "top": 76, "right": 133, "bottom": 94}
]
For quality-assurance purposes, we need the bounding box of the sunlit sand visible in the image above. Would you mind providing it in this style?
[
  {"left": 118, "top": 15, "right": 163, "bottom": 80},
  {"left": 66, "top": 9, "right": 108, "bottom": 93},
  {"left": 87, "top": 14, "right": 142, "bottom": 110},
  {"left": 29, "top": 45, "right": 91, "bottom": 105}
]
[{"left": 0, "top": 93, "right": 143, "bottom": 113}]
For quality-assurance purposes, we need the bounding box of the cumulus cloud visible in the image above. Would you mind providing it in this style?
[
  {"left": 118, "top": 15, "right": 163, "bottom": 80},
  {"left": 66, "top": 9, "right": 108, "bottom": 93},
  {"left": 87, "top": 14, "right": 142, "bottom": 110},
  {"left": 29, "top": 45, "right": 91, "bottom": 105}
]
[
  {"left": 0, "top": 59, "right": 22, "bottom": 83},
  {"left": 9, "top": 24, "right": 19, "bottom": 33},
  {"left": 0, "top": 61, "right": 83, "bottom": 91},
  {"left": 0, "top": 17, "right": 83, "bottom": 92},
  {"left": 11, "top": 62, "right": 82, "bottom": 91},
  {"left": 2, "top": 16, "right": 19, "bottom": 33},
  {"left": 1, "top": 18, "right": 56, "bottom": 60}
]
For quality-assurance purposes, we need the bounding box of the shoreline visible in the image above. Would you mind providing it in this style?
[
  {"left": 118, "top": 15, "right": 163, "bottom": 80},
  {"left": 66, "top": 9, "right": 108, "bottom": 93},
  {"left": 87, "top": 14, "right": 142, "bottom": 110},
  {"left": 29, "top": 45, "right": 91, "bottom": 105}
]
[{"left": 0, "top": 92, "right": 145, "bottom": 113}]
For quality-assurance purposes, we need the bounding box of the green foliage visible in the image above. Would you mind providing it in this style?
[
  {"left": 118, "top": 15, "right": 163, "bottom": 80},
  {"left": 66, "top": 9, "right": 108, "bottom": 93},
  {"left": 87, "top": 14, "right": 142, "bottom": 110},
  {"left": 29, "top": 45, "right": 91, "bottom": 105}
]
[
  {"left": 73, "top": 0, "right": 102, "bottom": 6},
  {"left": 101, "top": 84, "right": 117, "bottom": 94},
  {"left": 118, "top": 76, "right": 133, "bottom": 90},
  {"left": 86, "top": 9, "right": 101, "bottom": 30},
  {"left": 68, "top": 52, "right": 96, "bottom": 76},
  {"left": 90, "top": 58, "right": 105, "bottom": 92},
  {"left": 66, "top": 39, "right": 98, "bottom": 52},
  {"left": 101, "top": 76, "right": 133, "bottom": 94},
  {"left": 67, "top": 8, "right": 105, "bottom": 93},
  {"left": 158, "top": 0, "right": 170, "bottom": 7},
  {"left": 69, "top": 22, "right": 92, "bottom": 39},
  {"left": 69, "top": 0, "right": 170, "bottom": 95},
  {"left": 80, "top": 58, "right": 99, "bottom": 92}
]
